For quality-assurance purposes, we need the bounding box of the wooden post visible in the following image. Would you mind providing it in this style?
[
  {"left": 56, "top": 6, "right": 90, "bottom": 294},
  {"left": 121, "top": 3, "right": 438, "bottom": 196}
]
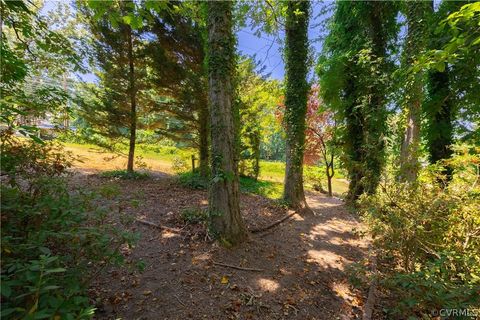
[{"left": 191, "top": 155, "right": 196, "bottom": 172}]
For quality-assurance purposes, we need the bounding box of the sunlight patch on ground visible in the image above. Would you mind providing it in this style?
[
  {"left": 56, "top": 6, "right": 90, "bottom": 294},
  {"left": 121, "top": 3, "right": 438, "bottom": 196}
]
[
  {"left": 307, "top": 249, "right": 350, "bottom": 270},
  {"left": 161, "top": 231, "right": 180, "bottom": 239},
  {"left": 257, "top": 278, "right": 280, "bottom": 292},
  {"left": 191, "top": 252, "right": 211, "bottom": 265},
  {"left": 291, "top": 213, "right": 305, "bottom": 221}
]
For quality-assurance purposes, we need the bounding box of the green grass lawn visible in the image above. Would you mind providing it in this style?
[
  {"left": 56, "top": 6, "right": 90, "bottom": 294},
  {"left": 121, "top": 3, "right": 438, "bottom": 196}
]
[{"left": 63, "top": 141, "right": 349, "bottom": 198}]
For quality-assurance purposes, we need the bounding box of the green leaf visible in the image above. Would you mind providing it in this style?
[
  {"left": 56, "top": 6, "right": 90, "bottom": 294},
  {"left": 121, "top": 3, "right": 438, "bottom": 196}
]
[
  {"left": 434, "top": 62, "right": 445, "bottom": 72},
  {"left": 1, "top": 283, "right": 11, "bottom": 298},
  {"left": 44, "top": 268, "right": 66, "bottom": 274}
]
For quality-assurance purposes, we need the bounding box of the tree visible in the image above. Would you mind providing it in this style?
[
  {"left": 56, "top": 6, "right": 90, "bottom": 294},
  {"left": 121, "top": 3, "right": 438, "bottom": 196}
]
[
  {"left": 236, "top": 57, "right": 281, "bottom": 180},
  {"left": 206, "top": 1, "right": 247, "bottom": 246},
  {"left": 318, "top": 2, "right": 398, "bottom": 202},
  {"left": 282, "top": 0, "right": 311, "bottom": 212},
  {"left": 147, "top": 3, "right": 210, "bottom": 177},
  {"left": 398, "top": 1, "right": 431, "bottom": 182},
  {"left": 304, "top": 84, "right": 337, "bottom": 197},
  {"left": 423, "top": 1, "right": 480, "bottom": 179},
  {"left": 1, "top": 0, "right": 78, "bottom": 140},
  {"left": 79, "top": 0, "right": 147, "bottom": 173}
]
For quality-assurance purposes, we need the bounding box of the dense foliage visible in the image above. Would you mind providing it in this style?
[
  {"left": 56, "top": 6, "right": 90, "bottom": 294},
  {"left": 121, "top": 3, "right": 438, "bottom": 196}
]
[
  {"left": 0, "top": 133, "right": 135, "bottom": 319},
  {"left": 1, "top": 0, "right": 479, "bottom": 318},
  {"left": 358, "top": 146, "right": 480, "bottom": 317},
  {"left": 318, "top": 2, "right": 399, "bottom": 201}
]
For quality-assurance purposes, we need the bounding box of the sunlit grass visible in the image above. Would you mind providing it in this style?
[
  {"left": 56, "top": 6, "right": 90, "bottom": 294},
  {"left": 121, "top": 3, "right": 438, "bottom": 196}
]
[{"left": 62, "top": 141, "right": 349, "bottom": 197}]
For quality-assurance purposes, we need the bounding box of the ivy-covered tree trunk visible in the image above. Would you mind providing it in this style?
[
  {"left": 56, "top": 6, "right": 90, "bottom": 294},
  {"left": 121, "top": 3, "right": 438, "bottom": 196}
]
[
  {"left": 399, "top": 1, "right": 430, "bottom": 182},
  {"left": 424, "top": 1, "right": 461, "bottom": 180},
  {"left": 282, "top": 0, "right": 311, "bottom": 213},
  {"left": 362, "top": 2, "right": 394, "bottom": 195},
  {"left": 426, "top": 69, "right": 453, "bottom": 170},
  {"left": 198, "top": 101, "right": 209, "bottom": 177},
  {"left": 344, "top": 71, "right": 366, "bottom": 201},
  {"left": 206, "top": 1, "right": 247, "bottom": 246},
  {"left": 126, "top": 23, "right": 137, "bottom": 174}
]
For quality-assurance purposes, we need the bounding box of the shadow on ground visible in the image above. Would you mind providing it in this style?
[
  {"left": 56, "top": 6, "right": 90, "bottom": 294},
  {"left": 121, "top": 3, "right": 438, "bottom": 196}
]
[{"left": 75, "top": 172, "right": 368, "bottom": 320}]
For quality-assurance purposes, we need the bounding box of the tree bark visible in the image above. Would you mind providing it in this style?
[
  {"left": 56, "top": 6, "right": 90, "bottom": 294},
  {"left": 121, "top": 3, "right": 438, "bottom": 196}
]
[
  {"left": 206, "top": 1, "right": 247, "bottom": 246},
  {"left": 282, "top": 1, "right": 311, "bottom": 214},
  {"left": 399, "top": 1, "right": 430, "bottom": 182},
  {"left": 426, "top": 69, "right": 453, "bottom": 169},
  {"left": 198, "top": 100, "right": 209, "bottom": 178},
  {"left": 126, "top": 24, "right": 137, "bottom": 174}
]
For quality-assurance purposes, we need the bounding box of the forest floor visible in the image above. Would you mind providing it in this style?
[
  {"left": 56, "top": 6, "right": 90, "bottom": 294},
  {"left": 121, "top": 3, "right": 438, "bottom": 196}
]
[{"left": 67, "top": 147, "right": 369, "bottom": 320}]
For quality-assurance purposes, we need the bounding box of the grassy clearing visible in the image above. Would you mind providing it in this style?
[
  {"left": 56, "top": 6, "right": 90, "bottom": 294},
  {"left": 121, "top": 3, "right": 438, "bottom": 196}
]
[{"left": 62, "top": 142, "right": 348, "bottom": 197}]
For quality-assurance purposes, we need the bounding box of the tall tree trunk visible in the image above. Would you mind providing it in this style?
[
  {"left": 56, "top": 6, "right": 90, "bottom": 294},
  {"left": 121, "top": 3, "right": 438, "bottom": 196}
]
[
  {"left": 283, "top": 0, "right": 311, "bottom": 213},
  {"left": 126, "top": 24, "right": 137, "bottom": 174},
  {"left": 426, "top": 69, "right": 454, "bottom": 176},
  {"left": 424, "top": 1, "right": 460, "bottom": 181},
  {"left": 206, "top": 1, "right": 247, "bottom": 246},
  {"left": 399, "top": 1, "right": 430, "bottom": 182},
  {"left": 362, "top": 2, "right": 392, "bottom": 195},
  {"left": 345, "top": 74, "right": 365, "bottom": 202},
  {"left": 198, "top": 103, "right": 209, "bottom": 177}
]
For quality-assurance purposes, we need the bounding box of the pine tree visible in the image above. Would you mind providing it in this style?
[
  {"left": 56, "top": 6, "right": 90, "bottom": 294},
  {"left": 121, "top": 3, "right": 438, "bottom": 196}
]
[
  {"left": 147, "top": 5, "right": 209, "bottom": 176},
  {"left": 80, "top": 0, "right": 147, "bottom": 173}
]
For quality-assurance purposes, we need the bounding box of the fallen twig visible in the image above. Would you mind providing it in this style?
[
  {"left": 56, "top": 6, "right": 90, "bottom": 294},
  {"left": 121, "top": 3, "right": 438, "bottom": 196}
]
[
  {"left": 249, "top": 211, "right": 297, "bottom": 233},
  {"left": 135, "top": 219, "right": 183, "bottom": 233},
  {"left": 212, "top": 260, "right": 263, "bottom": 272},
  {"left": 174, "top": 294, "right": 186, "bottom": 307}
]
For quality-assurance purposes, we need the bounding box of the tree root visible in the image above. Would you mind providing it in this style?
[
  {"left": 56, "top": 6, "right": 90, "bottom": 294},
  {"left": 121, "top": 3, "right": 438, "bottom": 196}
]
[{"left": 249, "top": 211, "right": 297, "bottom": 233}]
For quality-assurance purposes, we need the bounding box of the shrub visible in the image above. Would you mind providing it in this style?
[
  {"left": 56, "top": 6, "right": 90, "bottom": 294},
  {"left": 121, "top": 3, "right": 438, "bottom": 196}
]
[
  {"left": 181, "top": 207, "right": 207, "bottom": 224},
  {"left": 172, "top": 156, "right": 190, "bottom": 174},
  {"left": 0, "top": 134, "right": 136, "bottom": 319},
  {"left": 304, "top": 165, "right": 326, "bottom": 192},
  {"left": 358, "top": 145, "right": 480, "bottom": 318},
  {"left": 178, "top": 171, "right": 209, "bottom": 190}
]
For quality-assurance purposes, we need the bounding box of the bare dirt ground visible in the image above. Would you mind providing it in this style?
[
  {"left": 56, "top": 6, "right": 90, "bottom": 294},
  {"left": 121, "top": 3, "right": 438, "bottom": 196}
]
[{"left": 68, "top": 151, "right": 369, "bottom": 320}]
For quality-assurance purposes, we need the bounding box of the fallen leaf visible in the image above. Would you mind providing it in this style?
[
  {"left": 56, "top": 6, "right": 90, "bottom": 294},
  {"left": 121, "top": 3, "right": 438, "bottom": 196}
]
[{"left": 221, "top": 276, "right": 229, "bottom": 284}]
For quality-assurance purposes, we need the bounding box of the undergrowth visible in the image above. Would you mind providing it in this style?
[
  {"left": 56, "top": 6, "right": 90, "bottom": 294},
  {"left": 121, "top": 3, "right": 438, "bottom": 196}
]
[
  {"left": 0, "top": 133, "right": 137, "bottom": 319},
  {"left": 357, "top": 145, "right": 480, "bottom": 319},
  {"left": 177, "top": 171, "right": 283, "bottom": 199}
]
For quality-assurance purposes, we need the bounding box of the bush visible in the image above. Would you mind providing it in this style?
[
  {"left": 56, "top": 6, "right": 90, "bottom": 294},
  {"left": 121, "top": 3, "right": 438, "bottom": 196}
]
[
  {"left": 172, "top": 156, "right": 190, "bottom": 174},
  {"left": 1, "top": 134, "right": 136, "bottom": 319},
  {"left": 180, "top": 207, "right": 207, "bottom": 224},
  {"left": 178, "top": 171, "right": 209, "bottom": 190},
  {"left": 304, "top": 165, "right": 326, "bottom": 192},
  {"left": 358, "top": 145, "right": 480, "bottom": 318}
]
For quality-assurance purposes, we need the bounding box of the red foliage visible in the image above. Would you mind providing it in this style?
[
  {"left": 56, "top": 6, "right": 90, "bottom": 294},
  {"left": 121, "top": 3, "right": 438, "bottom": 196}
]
[
  {"left": 304, "top": 84, "right": 334, "bottom": 165},
  {"left": 275, "top": 85, "right": 334, "bottom": 165}
]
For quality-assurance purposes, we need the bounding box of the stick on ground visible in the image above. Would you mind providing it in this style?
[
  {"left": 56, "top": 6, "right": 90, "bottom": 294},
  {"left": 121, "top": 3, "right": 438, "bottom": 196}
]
[
  {"left": 135, "top": 219, "right": 183, "bottom": 233},
  {"left": 249, "top": 211, "right": 297, "bottom": 233},
  {"left": 212, "top": 260, "right": 264, "bottom": 272}
]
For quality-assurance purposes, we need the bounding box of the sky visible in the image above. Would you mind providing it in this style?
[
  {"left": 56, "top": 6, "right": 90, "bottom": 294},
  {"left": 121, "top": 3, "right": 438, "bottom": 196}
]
[
  {"left": 42, "top": 1, "right": 332, "bottom": 83},
  {"left": 237, "top": 1, "right": 331, "bottom": 80}
]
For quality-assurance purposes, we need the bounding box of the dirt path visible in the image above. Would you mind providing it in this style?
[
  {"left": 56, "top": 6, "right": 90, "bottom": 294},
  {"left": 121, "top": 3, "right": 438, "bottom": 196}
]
[{"left": 75, "top": 171, "right": 369, "bottom": 320}]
